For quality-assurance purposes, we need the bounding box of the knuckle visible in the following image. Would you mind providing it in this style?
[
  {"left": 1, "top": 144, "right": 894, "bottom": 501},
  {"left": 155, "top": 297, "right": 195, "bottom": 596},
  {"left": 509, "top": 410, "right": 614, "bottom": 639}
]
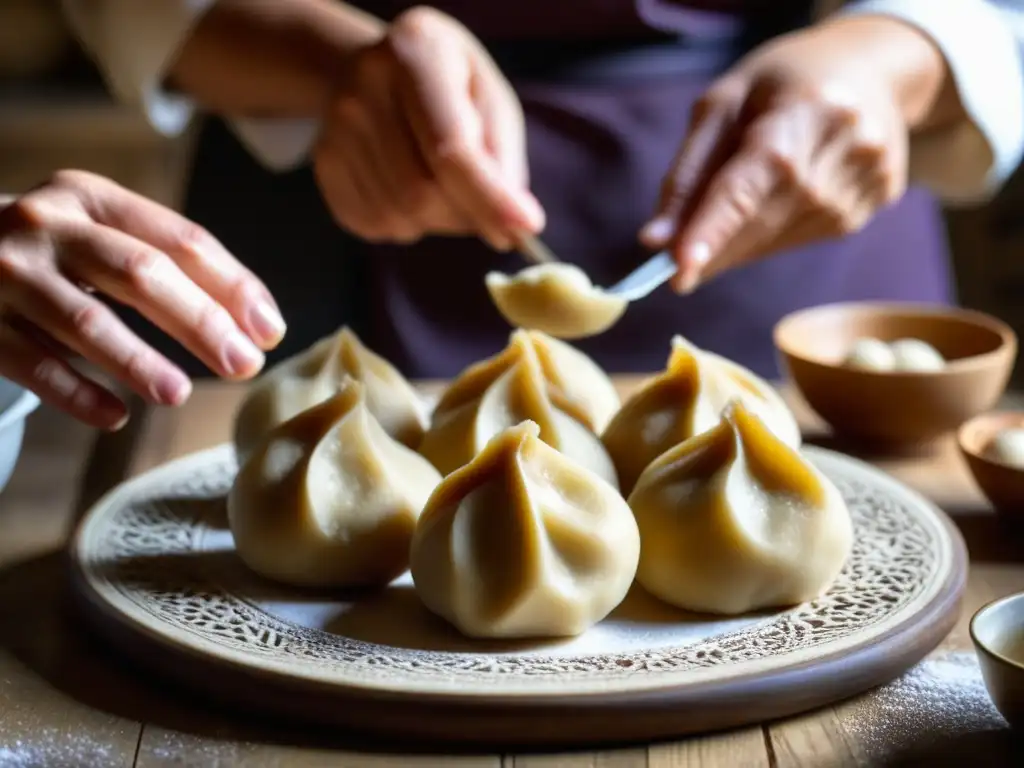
[
  {"left": 121, "top": 247, "right": 164, "bottom": 295},
  {"left": 392, "top": 6, "right": 443, "bottom": 38},
  {"left": 194, "top": 301, "right": 237, "bottom": 344},
  {"left": 0, "top": 245, "right": 33, "bottom": 288},
  {"left": 69, "top": 301, "right": 110, "bottom": 345},
  {"left": 4, "top": 197, "right": 50, "bottom": 230},
  {"left": 171, "top": 221, "right": 214, "bottom": 266},
  {"left": 760, "top": 145, "right": 799, "bottom": 185},
  {"left": 329, "top": 94, "right": 367, "bottom": 126},
  {"left": 48, "top": 168, "right": 96, "bottom": 191}
]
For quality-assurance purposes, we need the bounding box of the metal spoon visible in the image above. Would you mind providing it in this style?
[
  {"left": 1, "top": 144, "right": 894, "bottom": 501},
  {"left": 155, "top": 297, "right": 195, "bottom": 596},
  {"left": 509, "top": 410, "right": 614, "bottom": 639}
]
[{"left": 516, "top": 233, "right": 677, "bottom": 301}]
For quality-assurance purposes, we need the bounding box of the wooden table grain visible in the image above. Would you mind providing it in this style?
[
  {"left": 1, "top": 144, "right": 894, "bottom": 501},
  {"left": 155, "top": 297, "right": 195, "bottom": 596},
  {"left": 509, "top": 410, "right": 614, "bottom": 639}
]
[{"left": 2, "top": 379, "right": 1024, "bottom": 767}]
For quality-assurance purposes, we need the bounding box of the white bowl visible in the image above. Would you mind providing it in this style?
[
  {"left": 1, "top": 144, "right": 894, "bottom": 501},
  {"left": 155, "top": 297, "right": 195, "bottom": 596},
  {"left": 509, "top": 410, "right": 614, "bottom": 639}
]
[{"left": 0, "top": 378, "right": 40, "bottom": 494}]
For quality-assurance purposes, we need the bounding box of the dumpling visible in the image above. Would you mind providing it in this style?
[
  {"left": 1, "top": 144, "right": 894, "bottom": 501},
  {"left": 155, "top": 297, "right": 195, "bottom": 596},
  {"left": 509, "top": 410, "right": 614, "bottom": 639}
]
[
  {"left": 228, "top": 376, "right": 442, "bottom": 588},
  {"left": 232, "top": 326, "right": 427, "bottom": 463},
  {"left": 411, "top": 420, "right": 640, "bottom": 638},
  {"left": 628, "top": 400, "right": 853, "bottom": 615},
  {"left": 419, "top": 330, "right": 620, "bottom": 487},
  {"left": 844, "top": 337, "right": 897, "bottom": 371},
  {"left": 889, "top": 338, "right": 946, "bottom": 372},
  {"left": 602, "top": 335, "right": 801, "bottom": 494},
  {"left": 485, "top": 263, "right": 628, "bottom": 339}
]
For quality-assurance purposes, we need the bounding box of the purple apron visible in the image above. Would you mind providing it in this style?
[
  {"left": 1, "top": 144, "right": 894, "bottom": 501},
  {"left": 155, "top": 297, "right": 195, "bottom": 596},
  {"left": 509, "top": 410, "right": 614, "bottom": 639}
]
[{"left": 353, "top": 0, "right": 953, "bottom": 380}]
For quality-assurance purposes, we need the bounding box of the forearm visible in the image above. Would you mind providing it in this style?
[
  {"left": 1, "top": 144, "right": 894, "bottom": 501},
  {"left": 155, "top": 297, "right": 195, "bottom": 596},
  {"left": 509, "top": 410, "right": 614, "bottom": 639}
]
[{"left": 165, "top": 0, "right": 385, "bottom": 117}]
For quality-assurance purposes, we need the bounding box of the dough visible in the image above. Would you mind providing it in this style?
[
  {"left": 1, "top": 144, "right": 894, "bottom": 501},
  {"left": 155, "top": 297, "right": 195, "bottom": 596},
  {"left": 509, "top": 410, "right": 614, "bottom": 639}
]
[
  {"left": 602, "top": 335, "right": 802, "bottom": 494},
  {"left": 411, "top": 420, "right": 640, "bottom": 638},
  {"left": 984, "top": 427, "right": 1024, "bottom": 468},
  {"left": 844, "top": 337, "right": 897, "bottom": 371},
  {"left": 228, "top": 377, "right": 442, "bottom": 588},
  {"left": 485, "top": 263, "right": 628, "bottom": 340},
  {"left": 628, "top": 400, "right": 853, "bottom": 615},
  {"left": 419, "top": 330, "right": 620, "bottom": 486},
  {"left": 889, "top": 338, "right": 946, "bottom": 372},
  {"left": 232, "top": 326, "right": 427, "bottom": 463}
]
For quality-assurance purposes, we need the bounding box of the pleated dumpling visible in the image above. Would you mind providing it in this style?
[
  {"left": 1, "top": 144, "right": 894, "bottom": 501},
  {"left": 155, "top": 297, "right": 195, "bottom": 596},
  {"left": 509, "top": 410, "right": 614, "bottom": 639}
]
[
  {"left": 602, "top": 335, "right": 801, "bottom": 494},
  {"left": 228, "top": 377, "right": 442, "bottom": 588},
  {"left": 628, "top": 400, "right": 853, "bottom": 615},
  {"left": 232, "top": 326, "right": 428, "bottom": 463},
  {"left": 418, "top": 330, "right": 620, "bottom": 487},
  {"left": 411, "top": 421, "right": 640, "bottom": 639}
]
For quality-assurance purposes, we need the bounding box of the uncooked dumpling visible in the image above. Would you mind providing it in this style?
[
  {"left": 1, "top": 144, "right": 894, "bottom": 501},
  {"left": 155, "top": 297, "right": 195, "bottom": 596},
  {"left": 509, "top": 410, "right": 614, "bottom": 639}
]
[
  {"left": 485, "top": 263, "right": 628, "bottom": 339},
  {"left": 419, "top": 330, "right": 620, "bottom": 486},
  {"left": 411, "top": 420, "right": 640, "bottom": 638},
  {"left": 232, "top": 326, "right": 427, "bottom": 463},
  {"left": 984, "top": 427, "right": 1024, "bottom": 468},
  {"left": 889, "top": 338, "right": 946, "bottom": 372},
  {"left": 844, "top": 337, "right": 897, "bottom": 371},
  {"left": 228, "top": 377, "right": 442, "bottom": 588},
  {"left": 602, "top": 335, "right": 801, "bottom": 494},
  {"left": 628, "top": 400, "right": 853, "bottom": 615}
]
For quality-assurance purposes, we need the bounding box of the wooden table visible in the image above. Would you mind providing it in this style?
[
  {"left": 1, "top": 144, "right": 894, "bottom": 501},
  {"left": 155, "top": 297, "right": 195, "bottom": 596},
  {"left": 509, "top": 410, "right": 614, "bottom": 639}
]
[{"left": 2, "top": 380, "right": 1024, "bottom": 767}]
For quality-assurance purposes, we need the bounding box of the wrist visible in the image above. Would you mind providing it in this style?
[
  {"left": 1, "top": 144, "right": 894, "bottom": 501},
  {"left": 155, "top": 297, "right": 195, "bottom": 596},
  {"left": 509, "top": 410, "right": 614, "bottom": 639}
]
[{"left": 814, "top": 15, "right": 950, "bottom": 130}]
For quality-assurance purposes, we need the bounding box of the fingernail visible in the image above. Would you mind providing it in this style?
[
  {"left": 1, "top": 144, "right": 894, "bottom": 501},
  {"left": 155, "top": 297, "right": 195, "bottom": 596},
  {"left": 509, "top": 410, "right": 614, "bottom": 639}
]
[
  {"left": 156, "top": 369, "right": 192, "bottom": 405},
  {"left": 250, "top": 298, "right": 286, "bottom": 348},
  {"left": 640, "top": 217, "right": 675, "bottom": 245},
  {"left": 223, "top": 330, "right": 264, "bottom": 378}
]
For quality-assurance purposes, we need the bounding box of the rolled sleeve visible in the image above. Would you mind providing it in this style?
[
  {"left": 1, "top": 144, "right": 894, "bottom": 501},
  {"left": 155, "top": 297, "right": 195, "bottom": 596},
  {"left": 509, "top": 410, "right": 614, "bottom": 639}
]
[
  {"left": 61, "top": 0, "right": 319, "bottom": 171},
  {"left": 838, "top": 0, "right": 1024, "bottom": 204}
]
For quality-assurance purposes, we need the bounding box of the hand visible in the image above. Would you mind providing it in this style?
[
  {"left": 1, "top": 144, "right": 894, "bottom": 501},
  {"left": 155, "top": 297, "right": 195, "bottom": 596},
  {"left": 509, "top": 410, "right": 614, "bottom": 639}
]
[
  {"left": 0, "top": 171, "right": 285, "bottom": 430},
  {"left": 642, "top": 19, "right": 926, "bottom": 293},
  {"left": 313, "top": 6, "right": 544, "bottom": 251}
]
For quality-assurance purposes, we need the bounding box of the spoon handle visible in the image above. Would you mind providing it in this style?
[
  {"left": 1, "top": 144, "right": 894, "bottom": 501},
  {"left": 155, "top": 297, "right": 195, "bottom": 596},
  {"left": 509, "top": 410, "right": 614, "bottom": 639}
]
[
  {"left": 515, "top": 233, "right": 560, "bottom": 265},
  {"left": 606, "top": 251, "right": 677, "bottom": 301}
]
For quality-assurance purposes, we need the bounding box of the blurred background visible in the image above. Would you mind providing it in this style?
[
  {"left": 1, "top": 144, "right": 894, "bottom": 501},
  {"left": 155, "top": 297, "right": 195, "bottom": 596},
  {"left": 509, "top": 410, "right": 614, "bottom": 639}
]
[{"left": 1, "top": 0, "right": 1022, "bottom": 382}]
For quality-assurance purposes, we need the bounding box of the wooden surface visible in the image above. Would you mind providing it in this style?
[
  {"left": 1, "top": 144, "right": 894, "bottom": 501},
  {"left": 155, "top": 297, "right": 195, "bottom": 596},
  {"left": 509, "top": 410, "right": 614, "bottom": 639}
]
[{"left": 2, "top": 379, "right": 1024, "bottom": 766}]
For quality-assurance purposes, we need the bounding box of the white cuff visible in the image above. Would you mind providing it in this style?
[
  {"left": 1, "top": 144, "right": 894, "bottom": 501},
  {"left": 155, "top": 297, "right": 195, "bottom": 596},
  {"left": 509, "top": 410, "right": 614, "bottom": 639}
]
[
  {"left": 60, "top": 0, "right": 215, "bottom": 137},
  {"left": 61, "top": 0, "right": 318, "bottom": 170},
  {"left": 838, "top": 0, "right": 1024, "bottom": 204}
]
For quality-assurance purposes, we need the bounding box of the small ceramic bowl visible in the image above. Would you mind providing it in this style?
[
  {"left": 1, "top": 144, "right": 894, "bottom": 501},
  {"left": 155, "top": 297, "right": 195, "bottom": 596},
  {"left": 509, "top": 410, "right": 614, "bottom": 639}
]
[
  {"left": 774, "top": 302, "right": 1017, "bottom": 448},
  {"left": 0, "top": 377, "right": 40, "bottom": 494},
  {"left": 958, "top": 411, "right": 1024, "bottom": 519},
  {"left": 971, "top": 591, "right": 1024, "bottom": 727}
]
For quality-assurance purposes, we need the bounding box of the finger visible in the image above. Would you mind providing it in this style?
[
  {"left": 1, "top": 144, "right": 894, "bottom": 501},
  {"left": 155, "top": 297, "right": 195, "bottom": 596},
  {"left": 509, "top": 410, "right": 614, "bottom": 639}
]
[
  {"left": 392, "top": 31, "right": 543, "bottom": 248},
  {"left": 640, "top": 96, "right": 741, "bottom": 249},
  {"left": 56, "top": 223, "right": 264, "bottom": 381},
  {"left": 2, "top": 266, "right": 193, "bottom": 406},
  {"left": 54, "top": 170, "right": 286, "bottom": 350},
  {"left": 0, "top": 321, "right": 128, "bottom": 431},
  {"left": 474, "top": 63, "right": 530, "bottom": 192}
]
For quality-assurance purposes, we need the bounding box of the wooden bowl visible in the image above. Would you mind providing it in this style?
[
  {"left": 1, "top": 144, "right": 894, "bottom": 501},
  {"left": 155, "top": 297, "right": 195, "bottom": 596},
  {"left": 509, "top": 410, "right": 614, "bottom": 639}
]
[
  {"left": 774, "top": 302, "right": 1016, "bottom": 448},
  {"left": 971, "top": 591, "right": 1024, "bottom": 727},
  {"left": 958, "top": 411, "right": 1024, "bottom": 519}
]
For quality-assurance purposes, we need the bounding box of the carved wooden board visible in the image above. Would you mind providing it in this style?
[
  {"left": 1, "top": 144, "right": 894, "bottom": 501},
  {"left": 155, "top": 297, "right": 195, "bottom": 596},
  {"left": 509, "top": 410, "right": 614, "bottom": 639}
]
[{"left": 69, "top": 443, "right": 967, "bottom": 749}]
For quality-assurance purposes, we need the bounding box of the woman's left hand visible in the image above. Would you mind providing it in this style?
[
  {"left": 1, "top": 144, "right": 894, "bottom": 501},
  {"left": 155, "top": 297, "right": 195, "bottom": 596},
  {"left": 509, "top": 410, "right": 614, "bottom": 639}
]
[{"left": 641, "top": 18, "right": 933, "bottom": 293}]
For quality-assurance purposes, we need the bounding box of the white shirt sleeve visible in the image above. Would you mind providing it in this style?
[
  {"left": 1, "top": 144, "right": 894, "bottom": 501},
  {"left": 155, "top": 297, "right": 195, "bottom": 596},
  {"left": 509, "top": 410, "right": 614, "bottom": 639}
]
[
  {"left": 837, "top": 0, "right": 1024, "bottom": 205},
  {"left": 60, "top": 0, "right": 321, "bottom": 171}
]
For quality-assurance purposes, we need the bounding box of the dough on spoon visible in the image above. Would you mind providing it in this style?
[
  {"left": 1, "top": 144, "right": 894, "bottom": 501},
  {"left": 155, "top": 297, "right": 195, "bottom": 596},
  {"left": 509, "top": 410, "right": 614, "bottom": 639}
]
[
  {"left": 485, "top": 263, "right": 628, "bottom": 339},
  {"left": 411, "top": 420, "right": 640, "bottom": 639},
  {"left": 628, "top": 400, "right": 853, "bottom": 615},
  {"left": 232, "top": 325, "right": 427, "bottom": 463},
  {"left": 228, "top": 377, "right": 442, "bottom": 588},
  {"left": 419, "top": 330, "right": 619, "bottom": 487},
  {"left": 602, "top": 335, "right": 802, "bottom": 494}
]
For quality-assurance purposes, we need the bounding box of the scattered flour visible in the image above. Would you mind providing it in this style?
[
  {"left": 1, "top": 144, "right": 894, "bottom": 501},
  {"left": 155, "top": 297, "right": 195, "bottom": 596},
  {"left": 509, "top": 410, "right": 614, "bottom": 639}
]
[
  {"left": 842, "top": 650, "right": 1007, "bottom": 762},
  {"left": 0, "top": 727, "right": 120, "bottom": 768}
]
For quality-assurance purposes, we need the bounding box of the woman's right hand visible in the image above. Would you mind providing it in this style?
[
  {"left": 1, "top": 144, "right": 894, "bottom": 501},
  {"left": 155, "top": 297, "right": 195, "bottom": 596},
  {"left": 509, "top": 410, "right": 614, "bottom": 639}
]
[
  {"left": 0, "top": 170, "right": 285, "bottom": 431},
  {"left": 313, "top": 6, "right": 544, "bottom": 251}
]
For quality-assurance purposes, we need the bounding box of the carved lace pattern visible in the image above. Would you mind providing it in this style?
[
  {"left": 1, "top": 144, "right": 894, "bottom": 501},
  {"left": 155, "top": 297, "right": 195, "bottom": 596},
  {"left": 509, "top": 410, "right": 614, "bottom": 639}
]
[{"left": 84, "top": 449, "right": 942, "bottom": 685}]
